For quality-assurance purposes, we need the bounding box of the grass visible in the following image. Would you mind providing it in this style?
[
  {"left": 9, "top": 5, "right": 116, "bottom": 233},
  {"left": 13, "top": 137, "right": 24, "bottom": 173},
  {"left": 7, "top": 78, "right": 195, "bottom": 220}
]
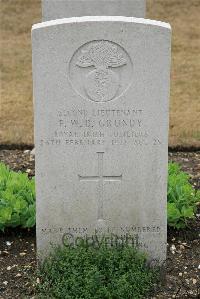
[
  {"left": 0, "top": 0, "right": 200, "bottom": 147},
  {"left": 0, "top": 0, "right": 41, "bottom": 145},
  {"left": 147, "top": 0, "right": 200, "bottom": 148},
  {"left": 36, "top": 243, "right": 159, "bottom": 299}
]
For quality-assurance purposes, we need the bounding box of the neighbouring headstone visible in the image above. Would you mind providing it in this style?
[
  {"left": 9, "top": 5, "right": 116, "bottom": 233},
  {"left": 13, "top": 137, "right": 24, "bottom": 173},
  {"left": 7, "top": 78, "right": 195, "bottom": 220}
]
[
  {"left": 32, "top": 16, "right": 171, "bottom": 264},
  {"left": 42, "top": 0, "right": 146, "bottom": 21}
]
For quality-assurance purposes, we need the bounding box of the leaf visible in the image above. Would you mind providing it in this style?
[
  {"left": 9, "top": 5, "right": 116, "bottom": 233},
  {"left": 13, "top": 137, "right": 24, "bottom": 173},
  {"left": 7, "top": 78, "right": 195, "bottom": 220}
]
[
  {"left": 174, "top": 222, "right": 186, "bottom": 229},
  {"left": 167, "top": 203, "right": 181, "bottom": 221},
  {"left": 0, "top": 222, "right": 5, "bottom": 232},
  {"left": 195, "top": 190, "right": 200, "bottom": 203},
  {"left": 0, "top": 163, "right": 36, "bottom": 230},
  {"left": 167, "top": 162, "right": 199, "bottom": 229},
  {"left": 28, "top": 204, "right": 36, "bottom": 217},
  {"left": 0, "top": 206, "right": 12, "bottom": 222},
  {"left": 6, "top": 213, "right": 21, "bottom": 227},
  {"left": 181, "top": 206, "right": 194, "bottom": 219},
  {"left": 24, "top": 216, "right": 36, "bottom": 228},
  {"left": 13, "top": 198, "right": 27, "bottom": 213}
]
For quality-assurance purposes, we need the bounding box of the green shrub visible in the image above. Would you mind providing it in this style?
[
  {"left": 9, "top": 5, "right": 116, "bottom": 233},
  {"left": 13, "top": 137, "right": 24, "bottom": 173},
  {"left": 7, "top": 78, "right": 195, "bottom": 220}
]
[
  {"left": 0, "top": 162, "right": 35, "bottom": 231},
  {"left": 0, "top": 161, "right": 199, "bottom": 231},
  {"left": 167, "top": 162, "right": 200, "bottom": 229},
  {"left": 36, "top": 243, "right": 158, "bottom": 299}
]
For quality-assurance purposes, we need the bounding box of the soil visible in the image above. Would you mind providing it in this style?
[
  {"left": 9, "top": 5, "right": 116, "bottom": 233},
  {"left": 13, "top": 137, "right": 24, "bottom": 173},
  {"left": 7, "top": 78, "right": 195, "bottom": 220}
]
[{"left": 0, "top": 150, "right": 199, "bottom": 299}]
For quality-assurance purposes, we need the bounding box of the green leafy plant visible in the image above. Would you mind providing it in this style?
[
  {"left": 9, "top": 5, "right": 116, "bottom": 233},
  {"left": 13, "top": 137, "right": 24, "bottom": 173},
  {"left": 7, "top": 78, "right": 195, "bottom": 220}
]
[
  {"left": 0, "top": 161, "right": 199, "bottom": 232},
  {"left": 36, "top": 243, "right": 158, "bottom": 299},
  {"left": 167, "top": 162, "right": 200, "bottom": 229},
  {"left": 0, "top": 162, "right": 35, "bottom": 231}
]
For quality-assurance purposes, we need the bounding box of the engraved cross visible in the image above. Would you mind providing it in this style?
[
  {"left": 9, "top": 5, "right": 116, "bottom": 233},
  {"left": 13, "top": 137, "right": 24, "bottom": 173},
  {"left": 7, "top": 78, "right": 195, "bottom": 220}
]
[{"left": 78, "top": 152, "right": 122, "bottom": 221}]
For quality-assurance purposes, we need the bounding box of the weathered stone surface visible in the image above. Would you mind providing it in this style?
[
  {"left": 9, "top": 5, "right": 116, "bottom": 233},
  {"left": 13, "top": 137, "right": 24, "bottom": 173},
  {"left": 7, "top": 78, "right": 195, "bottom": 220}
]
[
  {"left": 42, "top": 0, "right": 146, "bottom": 21},
  {"left": 32, "top": 16, "right": 171, "bottom": 263}
]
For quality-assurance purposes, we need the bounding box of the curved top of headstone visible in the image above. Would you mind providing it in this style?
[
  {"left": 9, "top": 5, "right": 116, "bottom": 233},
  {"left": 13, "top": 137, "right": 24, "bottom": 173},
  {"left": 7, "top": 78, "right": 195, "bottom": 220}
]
[
  {"left": 33, "top": 15, "right": 171, "bottom": 31},
  {"left": 42, "top": 0, "right": 146, "bottom": 21}
]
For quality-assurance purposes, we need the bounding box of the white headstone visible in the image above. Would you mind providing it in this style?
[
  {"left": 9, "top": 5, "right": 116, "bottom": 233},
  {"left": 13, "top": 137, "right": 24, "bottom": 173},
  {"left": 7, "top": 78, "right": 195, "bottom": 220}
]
[
  {"left": 42, "top": 0, "right": 146, "bottom": 21},
  {"left": 32, "top": 16, "right": 171, "bottom": 264}
]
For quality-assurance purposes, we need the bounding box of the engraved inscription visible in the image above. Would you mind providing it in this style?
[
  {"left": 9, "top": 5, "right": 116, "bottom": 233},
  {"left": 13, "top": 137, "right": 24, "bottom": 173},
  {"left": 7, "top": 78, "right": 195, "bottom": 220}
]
[
  {"left": 69, "top": 40, "right": 133, "bottom": 102},
  {"left": 78, "top": 152, "right": 122, "bottom": 222},
  {"left": 41, "top": 225, "right": 161, "bottom": 235},
  {"left": 40, "top": 225, "right": 162, "bottom": 251},
  {"left": 38, "top": 108, "right": 164, "bottom": 148}
]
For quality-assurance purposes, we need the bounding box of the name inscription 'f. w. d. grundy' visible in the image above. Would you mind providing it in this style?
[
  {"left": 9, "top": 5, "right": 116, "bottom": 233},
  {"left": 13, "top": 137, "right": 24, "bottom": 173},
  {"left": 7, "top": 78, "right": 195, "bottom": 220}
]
[{"left": 78, "top": 152, "right": 122, "bottom": 221}]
